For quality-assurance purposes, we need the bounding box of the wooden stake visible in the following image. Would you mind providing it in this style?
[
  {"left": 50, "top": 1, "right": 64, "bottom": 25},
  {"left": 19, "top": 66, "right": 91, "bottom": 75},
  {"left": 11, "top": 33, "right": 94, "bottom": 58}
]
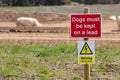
[
  {"left": 84, "top": 7, "right": 90, "bottom": 80},
  {"left": 84, "top": 7, "right": 90, "bottom": 14},
  {"left": 84, "top": 63, "right": 90, "bottom": 80}
]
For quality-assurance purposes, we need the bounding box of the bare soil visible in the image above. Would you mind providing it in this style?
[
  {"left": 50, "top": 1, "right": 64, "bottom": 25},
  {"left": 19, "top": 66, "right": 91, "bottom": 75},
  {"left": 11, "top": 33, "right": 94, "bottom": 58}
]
[
  {"left": 0, "top": 9, "right": 118, "bottom": 30},
  {"left": 0, "top": 10, "right": 69, "bottom": 23},
  {"left": 0, "top": 10, "right": 120, "bottom": 46}
]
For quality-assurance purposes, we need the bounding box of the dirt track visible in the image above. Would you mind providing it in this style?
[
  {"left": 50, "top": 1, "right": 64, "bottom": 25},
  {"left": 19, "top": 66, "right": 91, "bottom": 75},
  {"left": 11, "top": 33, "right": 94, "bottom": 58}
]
[
  {"left": 0, "top": 10, "right": 120, "bottom": 45},
  {"left": 0, "top": 18, "right": 119, "bottom": 40},
  {"left": 0, "top": 32, "right": 120, "bottom": 40}
]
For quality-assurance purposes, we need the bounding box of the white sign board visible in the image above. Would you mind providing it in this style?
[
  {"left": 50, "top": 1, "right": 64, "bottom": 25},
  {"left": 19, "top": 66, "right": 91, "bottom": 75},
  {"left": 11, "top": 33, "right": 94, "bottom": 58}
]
[{"left": 78, "top": 41, "right": 95, "bottom": 64}]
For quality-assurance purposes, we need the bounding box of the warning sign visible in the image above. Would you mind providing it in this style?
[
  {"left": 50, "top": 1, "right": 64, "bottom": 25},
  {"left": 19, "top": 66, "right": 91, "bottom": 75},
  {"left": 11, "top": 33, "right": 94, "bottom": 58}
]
[
  {"left": 80, "top": 42, "right": 93, "bottom": 55},
  {"left": 79, "top": 56, "right": 95, "bottom": 64},
  {"left": 78, "top": 41, "right": 95, "bottom": 64}
]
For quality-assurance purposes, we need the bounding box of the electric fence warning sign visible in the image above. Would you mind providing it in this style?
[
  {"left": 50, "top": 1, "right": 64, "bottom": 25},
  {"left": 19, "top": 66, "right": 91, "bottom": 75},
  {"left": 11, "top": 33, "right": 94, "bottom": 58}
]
[
  {"left": 80, "top": 42, "right": 93, "bottom": 55},
  {"left": 78, "top": 41, "right": 95, "bottom": 64}
]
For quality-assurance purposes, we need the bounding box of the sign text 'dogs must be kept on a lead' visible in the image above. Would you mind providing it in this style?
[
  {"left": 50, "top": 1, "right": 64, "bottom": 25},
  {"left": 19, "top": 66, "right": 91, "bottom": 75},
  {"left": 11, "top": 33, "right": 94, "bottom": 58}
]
[{"left": 71, "top": 14, "right": 101, "bottom": 37}]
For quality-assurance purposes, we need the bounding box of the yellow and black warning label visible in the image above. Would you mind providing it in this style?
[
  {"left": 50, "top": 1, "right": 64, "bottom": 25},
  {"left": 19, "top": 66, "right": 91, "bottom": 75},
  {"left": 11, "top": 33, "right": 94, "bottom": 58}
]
[
  {"left": 80, "top": 42, "right": 93, "bottom": 55},
  {"left": 79, "top": 56, "right": 95, "bottom": 64}
]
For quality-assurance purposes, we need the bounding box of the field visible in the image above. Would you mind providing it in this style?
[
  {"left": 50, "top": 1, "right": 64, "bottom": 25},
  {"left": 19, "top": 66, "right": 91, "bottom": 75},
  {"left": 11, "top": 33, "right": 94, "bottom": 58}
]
[
  {"left": 0, "top": 44, "right": 120, "bottom": 80},
  {"left": 0, "top": 4, "right": 120, "bottom": 80}
]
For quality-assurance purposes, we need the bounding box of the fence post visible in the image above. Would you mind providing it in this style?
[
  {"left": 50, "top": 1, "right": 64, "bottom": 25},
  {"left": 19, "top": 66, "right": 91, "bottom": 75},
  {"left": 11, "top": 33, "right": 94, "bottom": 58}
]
[{"left": 84, "top": 7, "right": 90, "bottom": 80}]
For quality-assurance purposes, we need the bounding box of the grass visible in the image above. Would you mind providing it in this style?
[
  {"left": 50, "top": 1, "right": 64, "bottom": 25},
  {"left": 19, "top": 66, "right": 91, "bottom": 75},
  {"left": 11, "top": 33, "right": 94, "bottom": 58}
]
[
  {"left": 0, "top": 44, "right": 120, "bottom": 80},
  {"left": 0, "top": 5, "right": 120, "bottom": 16}
]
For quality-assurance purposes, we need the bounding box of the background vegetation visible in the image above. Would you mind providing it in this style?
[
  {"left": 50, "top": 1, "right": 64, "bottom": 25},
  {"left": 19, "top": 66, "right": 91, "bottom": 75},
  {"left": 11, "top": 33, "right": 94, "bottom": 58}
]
[
  {"left": 0, "top": 5, "right": 120, "bottom": 16},
  {"left": 0, "top": 0, "right": 120, "bottom": 6}
]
